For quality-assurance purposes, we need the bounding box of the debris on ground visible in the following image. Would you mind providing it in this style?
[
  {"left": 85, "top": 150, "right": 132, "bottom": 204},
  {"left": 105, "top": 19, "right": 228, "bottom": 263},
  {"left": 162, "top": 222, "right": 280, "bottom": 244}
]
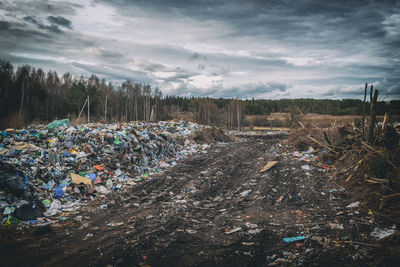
[
  {"left": 0, "top": 120, "right": 399, "bottom": 266},
  {"left": 259, "top": 160, "right": 279, "bottom": 173},
  {"left": 287, "top": 120, "right": 400, "bottom": 265}
]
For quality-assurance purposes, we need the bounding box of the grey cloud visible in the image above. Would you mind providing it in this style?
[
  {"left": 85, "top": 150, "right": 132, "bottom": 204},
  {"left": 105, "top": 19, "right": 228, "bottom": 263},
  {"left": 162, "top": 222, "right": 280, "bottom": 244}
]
[
  {"left": 323, "top": 87, "right": 364, "bottom": 97},
  {"left": 22, "top": 15, "right": 62, "bottom": 33},
  {"left": 0, "top": 19, "right": 50, "bottom": 41},
  {"left": 387, "top": 84, "right": 400, "bottom": 95},
  {"left": 218, "top": 82, "right": 289, "bottom": 98},
  {"left": 189, "top": 52, "right": 207, "bottom": 61},
  {"left": 47, "top": 16, "right": 72, "bottom": 29},
  {"left": 72, "top": 62, "right": 152, "bottom": 84},
  {"left": 163, "top": 72, "right": 197, "bottom": 83},
  {"left": 133, "top": 59, "right": 166, "bottom": 72},
  {"left": 167, "top": 82, "right": 220, "bottom": 98},
  {"left": 167, "top": 81, "right": 291, "bottom": 98},
  {"left": 0, "top": 21, "right": 10, "bottom": 30},
  {"left": 322, "top": 81, "right": 400, "bottom": 98},
  {"left": 1, "top": 0, "right": 82, "bottom": 16},
  {"left": 23, "top": 15, "right": 38, "bottom": 24},
  {"left": 97, "top": 49, "right": 123, "bottom": 61}
]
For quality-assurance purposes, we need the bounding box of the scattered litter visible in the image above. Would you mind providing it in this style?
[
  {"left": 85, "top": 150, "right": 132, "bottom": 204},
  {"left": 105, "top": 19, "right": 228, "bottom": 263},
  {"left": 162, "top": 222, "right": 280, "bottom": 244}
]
[
  {"left": 259, "top": 161, "right": 279, "bottom": 173},
  {"left": 71, "top": 173, "right": 93, "bottom": 188},
  {"left": 329, "top": 223, "right": 344, "bottom": 230},
  {"left": 248, "top": 229, "right": 262, "bottom": 234},
  {"left": 83, "top": 233, "right": 93, "bottom": 240},
  {"left": 245, "top": 222, "right": 258, "bottom": 229},
  {"left": 370, "top": 226, "right": 397, "bottom": 240},
  {"left": 240, "top": 189, "right": 252, "bottom": 197},
  {"left": 346, "top": 201, "right": 360, "bottom": 208},
  {"left": 225, "top": 227, "right": 242, "bottom": 235},
  {"left": 283, "top": 236, "right": 307, "bottom": 243},
  {"left": 267, "top": 258, "right": 292, "bottom": 266},
  {"left": 107, "top": 222, "right": 124, "bottom": 227},
  {"left": 301, "top": 165, "right": 310, "bottom": 170}
]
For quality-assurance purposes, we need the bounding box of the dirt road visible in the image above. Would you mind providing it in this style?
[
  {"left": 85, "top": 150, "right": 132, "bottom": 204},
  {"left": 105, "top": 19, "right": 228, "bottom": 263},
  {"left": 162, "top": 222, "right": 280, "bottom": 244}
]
[{"left": 0, "top": 135, "right": 388, "bottom": 266}]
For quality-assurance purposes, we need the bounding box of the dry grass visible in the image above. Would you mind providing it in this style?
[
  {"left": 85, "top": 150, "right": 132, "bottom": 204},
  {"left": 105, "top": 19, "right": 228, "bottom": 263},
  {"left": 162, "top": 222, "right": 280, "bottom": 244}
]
[{"left": 245, "top": 113, "right": 400, "bottom": 129}]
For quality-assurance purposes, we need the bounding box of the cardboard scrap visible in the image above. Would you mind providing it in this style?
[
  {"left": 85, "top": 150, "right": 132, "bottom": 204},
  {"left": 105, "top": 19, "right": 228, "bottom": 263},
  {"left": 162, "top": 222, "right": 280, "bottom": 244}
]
[
  {"left": 71, "top": 173, "right": 93, "bottom": 187},
  {"left": 225, "top": 227, "right": 242, "bottom": 235},
  {"left": 0, "top": 148, "right": 10, "bottom": 155},
  {"left": 259, "top": 161, "right": 279, "bottom": 173},
  {"left": 13, "top": 142, "right": 37, "bottom": 150}
]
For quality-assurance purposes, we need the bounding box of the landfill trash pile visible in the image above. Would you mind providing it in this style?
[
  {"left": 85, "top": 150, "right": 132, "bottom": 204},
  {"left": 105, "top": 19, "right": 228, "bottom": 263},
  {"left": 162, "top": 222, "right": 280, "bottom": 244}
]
[{"left": 0, "top": 120, "right": 230, "bottom": 226}]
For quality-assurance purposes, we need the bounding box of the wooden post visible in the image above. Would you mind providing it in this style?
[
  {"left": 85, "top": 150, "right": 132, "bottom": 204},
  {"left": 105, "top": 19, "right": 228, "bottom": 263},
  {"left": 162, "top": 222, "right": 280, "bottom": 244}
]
[
  {"left": 362, "top": 83, "right": 367, "bottom": 140},
  {"left": 104, "top": 94, "right": 108, "bottom": 123},
  {"left": 87, "top": 95, "right": 90, "bottom": 123},
  {"left": 367, "top": 85, "right": 379, "bottom": 143},
  {"left": 236, "top": 99, "right": 241, "bottom": 131},
  {"left": 19, "top": 79, "right": 26, "bottom": 120},
  {"left": 77, "top": 97, "right": 88, "bottom": 122}
]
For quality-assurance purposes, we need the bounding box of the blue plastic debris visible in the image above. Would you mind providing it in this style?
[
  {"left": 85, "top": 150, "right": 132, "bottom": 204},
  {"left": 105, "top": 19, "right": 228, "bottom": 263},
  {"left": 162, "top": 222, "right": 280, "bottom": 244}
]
[
  {"left": 85, "top": 173, "right": 97, "bottom": 182},
  {"left": 53, "top": 187, "right": 65, "bottom": 198},
  {"left": 283, "top": 236, "right": 307, "bottom": 243}
]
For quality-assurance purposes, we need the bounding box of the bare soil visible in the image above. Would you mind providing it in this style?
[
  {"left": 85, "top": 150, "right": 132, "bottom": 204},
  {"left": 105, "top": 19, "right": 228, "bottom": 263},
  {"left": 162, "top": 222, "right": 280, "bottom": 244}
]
[{"left": 0, "top": 134, "right": 397, "bottom": 266}]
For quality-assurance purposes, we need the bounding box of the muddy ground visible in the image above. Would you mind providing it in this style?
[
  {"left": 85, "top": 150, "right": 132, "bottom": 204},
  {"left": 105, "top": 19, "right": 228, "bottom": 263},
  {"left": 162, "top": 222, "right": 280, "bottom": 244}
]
[{"left": 0, "top": 134, "right": 398, "bottom": 266}]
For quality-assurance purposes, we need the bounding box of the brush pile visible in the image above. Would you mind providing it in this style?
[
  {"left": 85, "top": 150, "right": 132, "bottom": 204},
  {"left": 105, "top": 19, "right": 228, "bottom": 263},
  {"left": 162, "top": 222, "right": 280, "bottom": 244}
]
[
  {"left": 288, "top": 122, "right": 400, "bottom": 264},
  {"left": 193, "top": 126, "right": 233, "bottom": 144},
  {"left": 289, "top": 122, "right": 400, "bottom": 222}
]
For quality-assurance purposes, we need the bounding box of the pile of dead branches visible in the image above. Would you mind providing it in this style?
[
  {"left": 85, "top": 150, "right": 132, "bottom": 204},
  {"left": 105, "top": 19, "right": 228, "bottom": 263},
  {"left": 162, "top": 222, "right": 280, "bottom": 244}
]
[
  {"left": 289, "top": 122, "right": 400, "bottom": 222},
  {"left": 193, "top": 127, "right": 233, "bottom": 144}
]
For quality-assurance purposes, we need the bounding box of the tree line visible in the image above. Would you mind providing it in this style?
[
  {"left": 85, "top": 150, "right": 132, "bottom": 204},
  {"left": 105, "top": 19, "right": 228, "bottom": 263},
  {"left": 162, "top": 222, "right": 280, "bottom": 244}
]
[
  {"left": 0, "top": 60, "right": 163, "bottom": 128},
  {"left": 1, "top": 60, "right": 399, "bottom": 129}
]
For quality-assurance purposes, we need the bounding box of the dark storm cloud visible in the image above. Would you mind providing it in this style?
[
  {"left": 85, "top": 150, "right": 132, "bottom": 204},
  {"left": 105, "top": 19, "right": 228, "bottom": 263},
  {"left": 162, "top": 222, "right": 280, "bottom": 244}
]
[
  {"left": 0, "top": 20, "right": 10, "bottom": 30},
  {"left": 1, "top": 0, "right": 399, "bottom": 99},
  {"left": 1, "top": 0, "right": 82, "bottom": 16},
  {"left": 387, "top": 84, "right": 400, "bottom": 96},
  {"left": 23, "top": 15, "right": 38, "bottom": 24},
  {"left": 0, "top": 19, "right": 50, "bottom": 41},
  {"left": 72, "top": 62, "right": 153, "bottom": 83},
  {"left": 23, "top": 15, "right": 62, "bottom": 33},
  {"left": 47, "top": 16, "right": 72, "bottom": 29},
  {"left": 97, "top": 0, "right": 400, "bottom": 56}
]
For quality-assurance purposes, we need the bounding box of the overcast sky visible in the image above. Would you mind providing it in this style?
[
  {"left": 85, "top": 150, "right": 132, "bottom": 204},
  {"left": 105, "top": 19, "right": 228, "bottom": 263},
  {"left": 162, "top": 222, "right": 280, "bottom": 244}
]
[{"left": 0, "top": 0, "right": 399, "bottom": 99}]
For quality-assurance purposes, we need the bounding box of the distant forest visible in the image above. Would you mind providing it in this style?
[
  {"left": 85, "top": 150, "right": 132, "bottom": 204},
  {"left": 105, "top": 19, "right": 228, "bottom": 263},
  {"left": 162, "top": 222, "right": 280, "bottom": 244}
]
[{"left": 1, "top": 60, "right": 399, "bottom": 128}]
